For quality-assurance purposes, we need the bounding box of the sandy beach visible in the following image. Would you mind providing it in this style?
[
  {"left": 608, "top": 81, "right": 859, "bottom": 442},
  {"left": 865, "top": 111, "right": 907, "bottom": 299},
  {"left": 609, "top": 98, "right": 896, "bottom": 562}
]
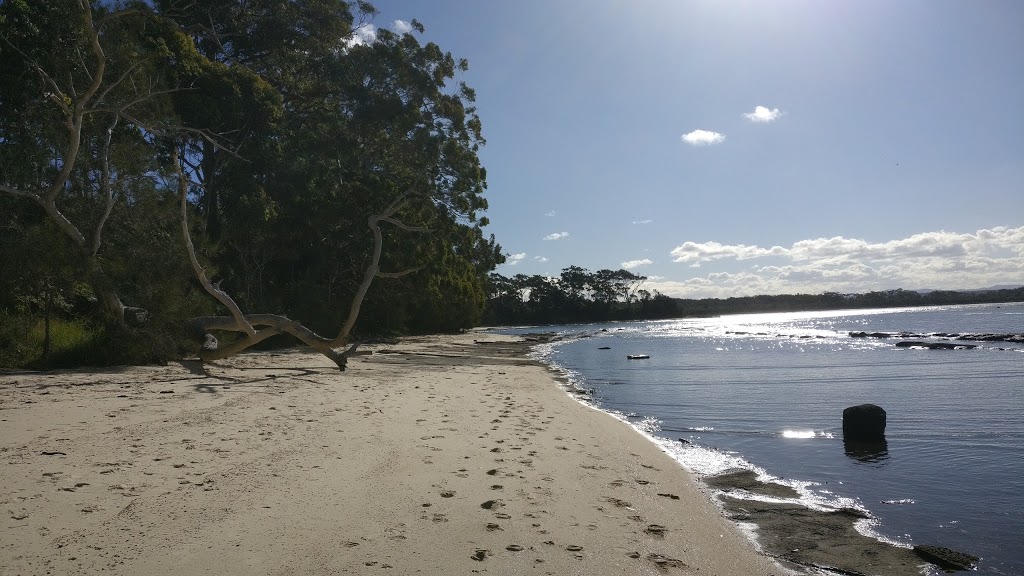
[{"left": 0, "top": 333, "right": 788, "bottom": 575}]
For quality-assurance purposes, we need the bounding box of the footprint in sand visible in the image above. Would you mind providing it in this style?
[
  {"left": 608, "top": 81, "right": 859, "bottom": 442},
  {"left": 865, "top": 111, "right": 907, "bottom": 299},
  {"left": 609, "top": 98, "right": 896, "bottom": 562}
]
[
  {"left": 471, "top": 549, "right": 489, "bottom": 561},
  {"left": 440, "top": 490, "right": 456, "bottom": 498},
  {"left": 648, "top": 553, "right": 687, "bottom": 570},
  {"left": 645, "top": 524, "right": 667, "bottom": 537}
]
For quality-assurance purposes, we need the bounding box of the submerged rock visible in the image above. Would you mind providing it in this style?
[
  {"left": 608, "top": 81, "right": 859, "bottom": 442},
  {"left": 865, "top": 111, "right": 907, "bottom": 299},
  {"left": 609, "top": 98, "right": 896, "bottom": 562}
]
[
  {"left": 843, "top": 404, "right": 886, "bottom": 443},
  {"left": 704, "top": 469, "right": 799, "bottom": 499}
]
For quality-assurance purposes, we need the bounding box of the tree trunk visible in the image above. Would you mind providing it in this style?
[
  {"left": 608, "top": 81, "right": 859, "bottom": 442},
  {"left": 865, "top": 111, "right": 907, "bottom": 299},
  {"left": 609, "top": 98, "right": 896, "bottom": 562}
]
[
  {"left": 202, "top": 139, "right": 221, "bottom": 240},
  {"left": 88, "top": 258, "right": 125, "bottom": 325}
]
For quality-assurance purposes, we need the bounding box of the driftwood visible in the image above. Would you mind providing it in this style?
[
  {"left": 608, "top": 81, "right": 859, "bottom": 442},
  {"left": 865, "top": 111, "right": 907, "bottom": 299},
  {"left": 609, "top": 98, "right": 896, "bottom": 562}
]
[{"left": 176, "top": 149, "right": 427, "bottom": 370}]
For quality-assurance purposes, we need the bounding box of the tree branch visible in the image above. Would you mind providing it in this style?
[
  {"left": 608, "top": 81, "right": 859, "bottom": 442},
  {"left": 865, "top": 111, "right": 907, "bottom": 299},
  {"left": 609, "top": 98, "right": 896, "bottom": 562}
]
[
  {"left": 176, "top": 147, "right": 257, "bottom": 339},
  {"left": 331, "top": 189, "right": 427, "bottom": 347},
  {"left": 376, "top": 266, "right": 424, "bottom": 279},
  {"left": 91, "top": 115, "right": 119, "bottom": 257}
]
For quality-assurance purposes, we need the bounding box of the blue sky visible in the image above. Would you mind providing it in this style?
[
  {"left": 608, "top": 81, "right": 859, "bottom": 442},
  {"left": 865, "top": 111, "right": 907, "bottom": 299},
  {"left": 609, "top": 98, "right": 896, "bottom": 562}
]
[{"left": 362, "top": 0, "right": 1023, "bottom": 298}]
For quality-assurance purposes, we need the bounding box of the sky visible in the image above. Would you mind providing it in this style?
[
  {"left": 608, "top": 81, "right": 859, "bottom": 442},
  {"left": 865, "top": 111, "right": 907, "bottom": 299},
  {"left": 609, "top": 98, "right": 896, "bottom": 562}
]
[{"left": 362, "top": 0, "right": 1023, "bottom": 298}]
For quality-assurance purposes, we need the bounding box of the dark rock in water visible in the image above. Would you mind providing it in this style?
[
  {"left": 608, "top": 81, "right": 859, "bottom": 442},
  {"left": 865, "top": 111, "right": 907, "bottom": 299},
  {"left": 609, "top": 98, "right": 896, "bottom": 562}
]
[
  {"left": 955, "top": 332, "right": 1024, "bottom": 343},
  {"left": 677, "top": 438, "right": 691, "bottom": 444},
  {"left": 598, "top": 346, "right": 611, "bottom": 350},
  {"left": 849, "top": 331, "right": 893, "bottom": 338},
  {"left": 913, "top": 545, "right": 979, "bottom": 572},
  {"left": 895, "top": 341, "right": 976, "bottom": 350},
  {"left": 843, "top": 404, "right": 886, "bottom": 443}
]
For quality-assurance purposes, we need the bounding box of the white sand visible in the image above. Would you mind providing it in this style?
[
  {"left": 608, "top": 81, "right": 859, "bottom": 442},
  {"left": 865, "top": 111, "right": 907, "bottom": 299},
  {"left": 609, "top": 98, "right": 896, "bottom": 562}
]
[{"left": 1, "top": 334, "right": 782, "bottom": 575}]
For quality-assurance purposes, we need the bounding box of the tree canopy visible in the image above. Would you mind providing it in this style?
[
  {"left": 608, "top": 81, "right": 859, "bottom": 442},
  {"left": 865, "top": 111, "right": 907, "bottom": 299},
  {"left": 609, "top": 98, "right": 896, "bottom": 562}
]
[{"left": 0, "top": 0, "right": 503, "bottom": 368}]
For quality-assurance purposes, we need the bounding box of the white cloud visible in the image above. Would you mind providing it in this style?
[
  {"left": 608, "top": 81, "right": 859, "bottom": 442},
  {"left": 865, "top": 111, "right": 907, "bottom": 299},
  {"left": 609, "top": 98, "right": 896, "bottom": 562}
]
[
  {"left": 345, "top": 24, "right": 377, "bottom": 48},
  {"left": 621, "top": 259, "right": 653, "bottom": 270},
  {"left": 670, "top": 241, "right": 785, "bottom": 263},
  {"left": 743, "top": 105, "right": 783, "bottom": 123},
  {"left": 545, "top": 210, "right": 557, "bottom": 217},
  {"left": 659, "top": 226, "right": 1024, "bottom": 298},
  {"left": 533, "top": 256, "right": 549, "bottom": 263},
  {"left": 393, "top": 19, "right": 413, "bottom": 34},
  {"left": 632, "top": 219, "right": 653, "bottom": 225},
  {"left": 505, "top": 253, "right": 526, "bottom": 266},
  {"left": 681, "top": 129, "right": 725, "bottom": 146},
  {"left": 543, "top": 232, "right": 569, "bottom": 241}
]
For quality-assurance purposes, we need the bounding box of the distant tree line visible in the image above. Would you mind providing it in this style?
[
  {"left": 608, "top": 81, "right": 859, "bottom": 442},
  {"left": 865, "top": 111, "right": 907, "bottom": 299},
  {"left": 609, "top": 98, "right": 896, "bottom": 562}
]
[
  {"left": 483, "top": 267, "right": 675, "bottom": 325},
  {"left": 1, "top": 0, "right": 502, "bottom": 369},
  {"left": 483, "top": 270, "right": 1024, "bottom": 326}
]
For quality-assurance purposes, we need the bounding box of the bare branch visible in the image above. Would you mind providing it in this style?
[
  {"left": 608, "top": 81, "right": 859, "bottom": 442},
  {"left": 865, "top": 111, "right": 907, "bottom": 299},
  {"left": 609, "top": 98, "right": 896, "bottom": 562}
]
[
  {"left": 77, "top": 0, "right": 107, "bottom": 108},
  {"left": 378, "top": 216, "right": 431, "bottom": 233},
  {"left": 96, "top": 59, "right": 146, "bottom": 105},
  {"left": 331, "top": 191, "right": 428, "bottom": 347},
  {"left": 377, "top": 266, "right": 424, "bottom": 279},
  {"left": 191, "top": 314, "right": 348, "bottom": 369},
  {"left": 176, "top": 147, "right": 257, "bottom": 339},
  {"left": 91, "top": 115, "right": 119, "bottom": 257},
  {"left": 0, "top": 184, "right": 40, "bottom": 200}
]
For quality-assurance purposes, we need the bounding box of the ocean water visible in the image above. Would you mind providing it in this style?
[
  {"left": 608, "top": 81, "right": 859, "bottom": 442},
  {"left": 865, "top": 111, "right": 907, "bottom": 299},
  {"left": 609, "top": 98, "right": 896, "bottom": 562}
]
[{"left": 497, "top": 302, "right": 1024, "bottom": 575}]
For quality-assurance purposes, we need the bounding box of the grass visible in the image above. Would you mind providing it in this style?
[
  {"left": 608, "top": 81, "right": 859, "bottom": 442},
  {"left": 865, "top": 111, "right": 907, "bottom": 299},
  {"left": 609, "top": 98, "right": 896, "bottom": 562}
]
[{"left": 0, "top": 314, "right": 101, "bottom": 370}]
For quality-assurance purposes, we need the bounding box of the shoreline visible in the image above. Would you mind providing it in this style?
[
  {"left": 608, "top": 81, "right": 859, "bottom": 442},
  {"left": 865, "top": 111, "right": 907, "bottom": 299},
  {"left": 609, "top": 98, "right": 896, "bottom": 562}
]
[
  {"left": 528, "top": 331, "right": 975, "bottom": 576},
  {"left": 3, "top": 333, "right": 780, "bottom": 575}
]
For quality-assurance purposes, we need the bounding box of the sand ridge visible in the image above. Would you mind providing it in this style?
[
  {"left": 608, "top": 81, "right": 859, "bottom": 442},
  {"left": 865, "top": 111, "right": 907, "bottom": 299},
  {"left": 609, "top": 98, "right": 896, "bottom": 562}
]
[{"left": 1, "top": 334, "right": 782, "bottom": 575}]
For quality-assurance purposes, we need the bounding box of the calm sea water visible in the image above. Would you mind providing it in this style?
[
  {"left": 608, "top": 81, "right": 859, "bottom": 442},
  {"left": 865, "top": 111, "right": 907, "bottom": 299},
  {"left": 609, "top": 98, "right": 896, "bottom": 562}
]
[{"left": 497, "top": 302, "right": 1024, "bottom": 575}]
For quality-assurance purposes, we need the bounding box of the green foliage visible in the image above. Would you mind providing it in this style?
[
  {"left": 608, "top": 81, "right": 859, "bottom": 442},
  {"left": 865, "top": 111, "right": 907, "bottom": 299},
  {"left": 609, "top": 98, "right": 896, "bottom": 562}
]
[
  {"left": 0, "top": 313, "right": 97, "bottom": 369},
  {"left": 0, "top": 0, "right": 503, "bottom": 368}
]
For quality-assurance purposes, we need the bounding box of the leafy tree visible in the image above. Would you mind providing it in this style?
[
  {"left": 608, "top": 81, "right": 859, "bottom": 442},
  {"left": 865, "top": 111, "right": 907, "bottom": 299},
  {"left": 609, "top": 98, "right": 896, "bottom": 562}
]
[{"left": 2, "top": 0, "right": 504, "bottom": 368}]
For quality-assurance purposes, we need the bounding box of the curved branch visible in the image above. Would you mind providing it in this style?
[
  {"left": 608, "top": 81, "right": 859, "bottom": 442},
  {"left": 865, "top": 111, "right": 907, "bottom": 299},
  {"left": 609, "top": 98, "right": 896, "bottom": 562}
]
[
  {"left": 0, "top": 184, "right": 40, "bottom": 200},
  {"left": 377, "top": 266, "right": 424, "bottom": 279},
  {"left": 191, "top": 314, "right": 347, "bottom": 369},
  {"left": 331, "top": 190, "right": 429, "bottom": 347},
  {"left": 92, "top": 115, "right": 119, "bottom": 256},
  {"left": 176, "top": 148, "right": 256, "bottom": 339}
]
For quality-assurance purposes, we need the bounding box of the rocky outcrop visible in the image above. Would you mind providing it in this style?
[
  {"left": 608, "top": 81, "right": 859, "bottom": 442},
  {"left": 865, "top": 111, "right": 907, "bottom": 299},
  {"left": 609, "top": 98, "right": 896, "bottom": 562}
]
[
  {"left": 913, "top": 545, "right": 979, "bottom": 572},
  {"left": 850, "top": 331, "right": 1023, "bottom": 343}
]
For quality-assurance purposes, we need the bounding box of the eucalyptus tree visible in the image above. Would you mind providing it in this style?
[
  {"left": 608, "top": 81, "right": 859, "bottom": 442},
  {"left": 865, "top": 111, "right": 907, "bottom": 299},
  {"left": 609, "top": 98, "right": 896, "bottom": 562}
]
[
  {"left": 0, "top": 0, "right": 187, "bottom": 324},
  {"left": 166, "top": 3, "right": 502, "bottom": 365},
  {"left": 2, "top": 0, "right": 502, "bottom": 367}
]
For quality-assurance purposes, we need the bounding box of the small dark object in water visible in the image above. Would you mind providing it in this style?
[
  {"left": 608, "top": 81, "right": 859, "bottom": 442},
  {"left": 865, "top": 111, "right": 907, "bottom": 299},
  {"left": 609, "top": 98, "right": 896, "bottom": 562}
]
[
  {"left": 843, "top": 404, "right": 886, "bottom": 443},
  {"left": 627, "top": 354, "right": 650, "bottom": 360},
  {"left": 678, "top": 438, "right": 691, "bottom": 444},
  {"left": 913, "top": 545, "right": 979, "bottom": 572},
  {"left": 598, "top": 346, "right": 611, "bottom": 350},
  {"left": 895, "top": 341, "right": 976, "bottom": 350}
]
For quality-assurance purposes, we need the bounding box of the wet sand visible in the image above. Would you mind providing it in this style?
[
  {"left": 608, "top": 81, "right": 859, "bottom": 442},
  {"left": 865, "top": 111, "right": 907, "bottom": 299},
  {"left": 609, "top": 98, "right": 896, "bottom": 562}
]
[{"left": 2, "top": 334, "right": 781, "bottom": 575}]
